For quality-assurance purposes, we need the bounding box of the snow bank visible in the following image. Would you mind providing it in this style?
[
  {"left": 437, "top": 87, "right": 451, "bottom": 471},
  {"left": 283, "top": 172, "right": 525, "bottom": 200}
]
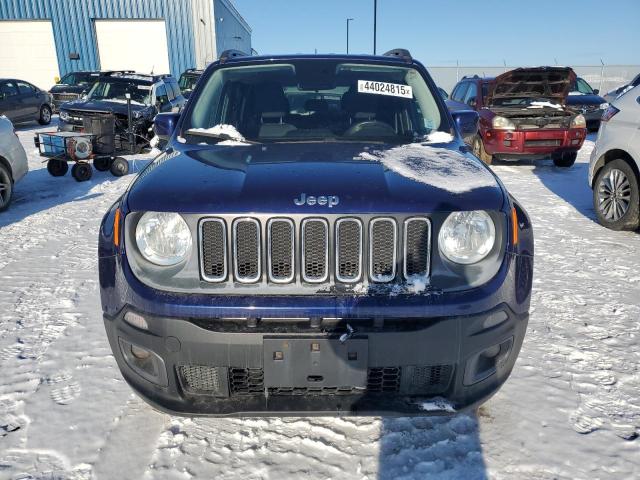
[{"left": 359, "top": 143, "right": 496, "bottom": 194}]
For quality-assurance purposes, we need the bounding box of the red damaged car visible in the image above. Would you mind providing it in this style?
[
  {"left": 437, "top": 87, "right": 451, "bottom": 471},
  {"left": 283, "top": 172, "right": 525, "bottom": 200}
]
[{"left": 447, "top": 67, "right": 587, "bottom": 167}]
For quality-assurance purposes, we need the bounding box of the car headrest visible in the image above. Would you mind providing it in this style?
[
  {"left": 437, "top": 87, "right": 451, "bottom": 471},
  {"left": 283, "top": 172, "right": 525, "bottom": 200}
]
[
  {"left": 304, "top": 98, "right": 329, "bottom": 114},
  {"left": 254, "top": 82, "right": 290, "bottom": 115},
  {"left": 341, "top": 88, "right": 376, "bottom": 118}
]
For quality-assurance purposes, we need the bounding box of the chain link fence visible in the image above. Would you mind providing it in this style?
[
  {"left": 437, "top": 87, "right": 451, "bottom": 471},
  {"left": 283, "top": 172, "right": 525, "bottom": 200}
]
[{"left": 429, "top": 65, "right": 640, "bottom": 96}]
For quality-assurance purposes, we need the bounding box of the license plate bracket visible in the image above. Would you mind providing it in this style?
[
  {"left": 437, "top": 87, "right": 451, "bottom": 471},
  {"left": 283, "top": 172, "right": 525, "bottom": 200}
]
[{"left": 263, "top": 337, "right": 368, "bottom": 389}]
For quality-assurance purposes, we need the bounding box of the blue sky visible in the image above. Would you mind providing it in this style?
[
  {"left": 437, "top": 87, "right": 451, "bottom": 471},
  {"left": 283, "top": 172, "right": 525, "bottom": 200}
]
[{"left": 235, "top": 0, "right": 640, "bottom": 66}]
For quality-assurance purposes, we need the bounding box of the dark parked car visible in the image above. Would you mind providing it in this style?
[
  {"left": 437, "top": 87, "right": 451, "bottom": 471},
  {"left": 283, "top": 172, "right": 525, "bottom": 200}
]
[
  {"left": 0, "top": 79, "right": 53, "bottom": 125},
  {"left": 178, "top": 68, "right": 203, "bottom": 99},
  {"left": 448, "top": 68, "right": 587, "bottom": 167},
  {"left": 99, "top": 49, "right": 533, "bottom": 416},
  {"left": 49, "top": 70, "right": 133, "bottom": 112},
  {"left": 59, "top": 72, "right": 185, "bottom": 147},
  {"left": 565, "top": 77, "right": 608, "bottom": 132}
]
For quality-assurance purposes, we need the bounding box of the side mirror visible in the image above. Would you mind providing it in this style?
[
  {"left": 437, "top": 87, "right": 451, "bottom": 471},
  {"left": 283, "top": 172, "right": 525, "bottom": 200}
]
[
  {"left": 593, "top": 89, "right": 599, "bottom": 95},
  {"left": 451, "top": 110, "right": 479, "bottom": 138},
  {"left": 154, "top": 112, "right": 180, "bottom": 141}
]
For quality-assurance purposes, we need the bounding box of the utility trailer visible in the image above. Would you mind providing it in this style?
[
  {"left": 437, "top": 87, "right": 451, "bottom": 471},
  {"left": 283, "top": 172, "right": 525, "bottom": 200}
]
[{"left": 34, "top": 112, "right": 133, "bottom": 182}]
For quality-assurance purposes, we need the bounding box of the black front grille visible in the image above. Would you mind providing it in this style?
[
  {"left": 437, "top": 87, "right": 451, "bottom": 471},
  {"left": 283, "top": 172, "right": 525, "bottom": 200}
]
[
  {"left": 220, "top": 365, "right": 451, "bottom": 397},
  {"left": 336, "top": 219, "right": 362, "bottom": 282},
  {"left": 404, "top": 218, "right": 431, "bottom": 278},
  {"left": 234, "top": 219, "right": 261, "bottom": 282},
  {"left": 268, "top": 219, "right": 294, "bottom": 282},
  {"left": 302, "top": 219, "right": 328, "bottom": 282},
  {"left": 268, "top": 386, "right": 365, "bottom": 396},
  {"left": 201, "top": 219, "right": 227, "bottom": 281},
  {"left": 367, "top": 367, "right": 402, "bottom": 392},
  {"left": 178, "top": 365, "right": 223, "bottom": 394},
  {"left": 53, "top": 93, "right": 80, "bottom": 102},
  {"left": 370, "top": 219, "right": 397, "bottom": 282},
  {"left": 229, "top": 368, "right": 264, "bottom": 395},
  {"left": 401, "top": 365, "right": 453, "bottom": 394}
]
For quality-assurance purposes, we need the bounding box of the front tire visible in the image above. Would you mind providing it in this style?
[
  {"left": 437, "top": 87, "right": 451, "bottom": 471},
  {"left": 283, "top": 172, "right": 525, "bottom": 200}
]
[
  {"left": 472, "top": 135, "right": 493, "bottom": 165},
  {"left": 71, "top": 162, "right": 92, "bottom": 182},
  {"left": 38, "top": 105, "right": 52, "bottom": 125},
  {"left": 553, "top": 151, "right": 577, "bottom": 168},
  {"left": 47, "top": 159, "right": 68, "bottom": 177},
  {"left": 0, "top": 163, "right": 13, "bottom": 212},
  {"left": 110, "top": 157, "right": 129, "bottom": 177},
  {"left": 593, "top": 159, "right": 640, "bottom": 230},
  {"left": 93, "top": 157, "right": 113, "bottom": 172}
]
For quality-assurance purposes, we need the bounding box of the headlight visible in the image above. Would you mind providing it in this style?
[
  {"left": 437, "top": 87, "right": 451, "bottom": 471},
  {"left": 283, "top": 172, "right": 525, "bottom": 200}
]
[
  {"left": 133, "top": 110, "right": 144, "bottom": 120},
  {"left": 492, "top": 116, "right": 515, "bottom": 130},
  {"left": 438, "top": 211, "right": 496, "bottom": 264},
  {"left": 135, "top": 212, "right": 192, "bottom": 266},
  {"left": 571, "top": 114, "right": 586, "bottom": 128},
  {"left": 599, "top": 102, "right": 609, "bottom": 110},
  {"left": 59, "top": 110, "right": 70, "bottom": 121}
]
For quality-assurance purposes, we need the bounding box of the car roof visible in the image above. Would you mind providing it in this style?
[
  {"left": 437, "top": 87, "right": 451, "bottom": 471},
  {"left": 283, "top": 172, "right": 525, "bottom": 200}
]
[
  {"left": 460, "top": 75, "right": 495, "bottom": 82},
  {"left": 221, "top": 53, "right": 414, "bottom": 64}
]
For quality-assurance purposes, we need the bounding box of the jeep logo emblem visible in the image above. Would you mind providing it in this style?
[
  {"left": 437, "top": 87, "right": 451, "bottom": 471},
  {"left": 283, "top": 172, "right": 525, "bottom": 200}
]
[{"left": 294, "top": 193, "right": 340, "bottom": 208}]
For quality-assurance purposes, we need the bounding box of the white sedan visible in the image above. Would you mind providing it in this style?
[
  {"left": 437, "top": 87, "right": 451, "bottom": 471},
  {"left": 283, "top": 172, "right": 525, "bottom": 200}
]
[
  {"left": 0, "top": 115, "right": 28, "bottom": 211},
  {"left": 589, "top": 85, "right": 640, "bottom": 230}
]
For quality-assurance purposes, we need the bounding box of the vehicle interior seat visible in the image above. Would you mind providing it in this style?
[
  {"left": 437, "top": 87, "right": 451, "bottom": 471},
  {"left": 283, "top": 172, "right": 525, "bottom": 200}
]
[{"left": 253, "top": 82, "right": 296, "bottom": 138}]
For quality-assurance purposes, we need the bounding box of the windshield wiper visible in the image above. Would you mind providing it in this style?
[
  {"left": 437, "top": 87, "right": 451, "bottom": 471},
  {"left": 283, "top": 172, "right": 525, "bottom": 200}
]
[{"left": 184, "top": 129, "right": 260, "bottom": 144}]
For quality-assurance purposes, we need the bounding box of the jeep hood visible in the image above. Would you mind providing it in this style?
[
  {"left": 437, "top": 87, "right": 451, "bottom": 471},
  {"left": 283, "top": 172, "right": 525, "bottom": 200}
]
[
  {"left": 62, "top": 99, "right": 152, "bottom": 116},
  {"left": 126, "top": 143, "right": 504, "bottom": 214},
  {"left": 50, "top": 84, "right": 87, "bottom": 95},
  {"left": 486, "top": 67, "right": 576, "bottom": 106}
]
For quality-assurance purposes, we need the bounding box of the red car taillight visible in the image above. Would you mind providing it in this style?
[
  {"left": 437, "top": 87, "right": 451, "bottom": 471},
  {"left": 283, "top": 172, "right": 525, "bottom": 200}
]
[{"left": 601, "top": 106, "right": 620, "bottom": 122}]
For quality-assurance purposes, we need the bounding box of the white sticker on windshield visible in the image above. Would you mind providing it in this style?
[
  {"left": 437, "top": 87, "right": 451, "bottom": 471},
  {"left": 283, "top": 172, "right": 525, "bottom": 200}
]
[
  {"left": 137, "top": 85, "right": 152, "bottom": 91},
  {"left": 357, "top": 80, "right": 413, "bottom": 98}
]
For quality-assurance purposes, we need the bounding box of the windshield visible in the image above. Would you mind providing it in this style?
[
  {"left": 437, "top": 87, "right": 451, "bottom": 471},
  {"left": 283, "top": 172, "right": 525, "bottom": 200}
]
[
  {"left": 184, "top": 60, "right": 444, "bottom": 144},
  {"left": 86, "top": 80, "right": 152, "bottom": 105},
  {"left": 179, "top": 73, "right": 200, "bottom": 91}
]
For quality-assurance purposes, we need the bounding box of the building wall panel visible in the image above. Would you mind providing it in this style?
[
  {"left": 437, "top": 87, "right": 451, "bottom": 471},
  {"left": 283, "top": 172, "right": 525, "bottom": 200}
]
[{"left": 0, "top": 0, "right": 198, "bottom": 77}]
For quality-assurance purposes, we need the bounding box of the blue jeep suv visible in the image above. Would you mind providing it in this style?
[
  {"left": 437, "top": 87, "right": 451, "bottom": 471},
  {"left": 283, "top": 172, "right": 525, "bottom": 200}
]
[{"left": 99, "top": 49, "right": 533, "bottom": 416}]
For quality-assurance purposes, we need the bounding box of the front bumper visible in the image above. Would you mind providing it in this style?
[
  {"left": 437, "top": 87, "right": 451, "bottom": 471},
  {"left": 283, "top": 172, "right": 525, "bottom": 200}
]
[
  {"left": 104, "top": 304, "right": 528, "bottom": 416},
  {"left": 484, "top": 127, "right": 586, "bottom": 159}
]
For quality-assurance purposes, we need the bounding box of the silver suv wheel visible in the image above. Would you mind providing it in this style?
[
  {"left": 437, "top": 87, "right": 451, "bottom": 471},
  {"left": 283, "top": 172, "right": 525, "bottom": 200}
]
[
  {"left": 0, "top": 164, "right": 13, "bottom": 212},
  {"left": 597, "top": 168, "right": 631, "bottom": 221}
]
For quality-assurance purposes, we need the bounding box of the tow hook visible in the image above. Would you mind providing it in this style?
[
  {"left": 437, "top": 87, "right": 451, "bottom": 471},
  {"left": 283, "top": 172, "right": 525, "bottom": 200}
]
[{"left": 339, "top": 324, "right": 355, "bottom": 343}]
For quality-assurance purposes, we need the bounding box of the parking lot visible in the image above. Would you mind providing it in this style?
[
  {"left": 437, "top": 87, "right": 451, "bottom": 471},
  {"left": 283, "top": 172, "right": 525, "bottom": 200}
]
[{"left": 0, "top": 120, "right": 637, "bottom": 479}]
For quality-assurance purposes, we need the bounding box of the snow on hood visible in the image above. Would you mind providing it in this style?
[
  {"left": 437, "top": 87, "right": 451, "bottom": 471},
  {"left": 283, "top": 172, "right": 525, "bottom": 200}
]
[
  {"left": 99, "top": 98, "right": 148, "bottom": 106},
  {"left": 423, "top": 131, "right": 454, "bottom": 143},
  {"left": 358, "top": 142, "right": 497, "bottom": 194},
  {"left": 528, "top": 101, "right": 563, "bottom": 110}
]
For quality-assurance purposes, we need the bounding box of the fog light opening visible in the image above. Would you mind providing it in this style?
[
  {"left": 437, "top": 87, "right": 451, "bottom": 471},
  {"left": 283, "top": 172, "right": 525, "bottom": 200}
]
[
  {"left": 131, "top": 344, "right": 151, "bottom": 360},
  {"left": 118, "top": 338, "right": 168, "bottom": 387}
]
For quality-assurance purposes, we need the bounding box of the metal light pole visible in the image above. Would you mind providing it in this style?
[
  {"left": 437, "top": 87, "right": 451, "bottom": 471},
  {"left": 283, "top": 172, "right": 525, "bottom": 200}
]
[
  {"left": 346, "top": 18, "right": 354, "bottom": 54},
  {"left": 373, "top": 0, "right": 377, "bottom": 54}
]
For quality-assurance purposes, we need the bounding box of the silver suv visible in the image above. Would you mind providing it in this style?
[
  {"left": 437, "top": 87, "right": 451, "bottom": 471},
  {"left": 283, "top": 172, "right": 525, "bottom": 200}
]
[
  {"left": 589, "top": 85, "right": 640, "bottom": 230},
  {"left": 0, "top": 115, "right": 28, "bottom": 211}
]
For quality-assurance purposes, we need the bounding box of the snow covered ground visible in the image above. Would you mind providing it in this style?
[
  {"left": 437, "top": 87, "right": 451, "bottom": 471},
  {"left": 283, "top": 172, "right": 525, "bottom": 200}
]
[{"left": 1, "top": 122, "right": 639, "bottom": 479}]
